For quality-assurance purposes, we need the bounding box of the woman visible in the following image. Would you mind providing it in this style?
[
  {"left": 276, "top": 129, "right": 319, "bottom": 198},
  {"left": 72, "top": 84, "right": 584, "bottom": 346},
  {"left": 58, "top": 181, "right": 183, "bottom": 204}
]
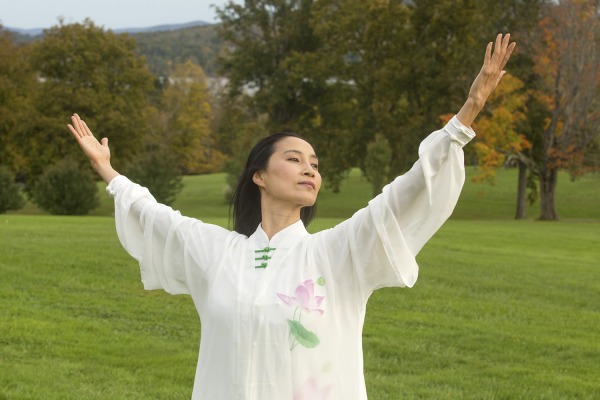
[{"left": 68, "top": 34, "right": 515, "bottom": 399}]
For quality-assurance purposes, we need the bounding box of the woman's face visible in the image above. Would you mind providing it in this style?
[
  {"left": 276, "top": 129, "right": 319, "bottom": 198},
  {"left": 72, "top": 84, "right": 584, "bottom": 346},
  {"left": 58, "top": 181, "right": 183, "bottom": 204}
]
[{"left": 253, "top": 136, "right": 322, "bottom": 210}]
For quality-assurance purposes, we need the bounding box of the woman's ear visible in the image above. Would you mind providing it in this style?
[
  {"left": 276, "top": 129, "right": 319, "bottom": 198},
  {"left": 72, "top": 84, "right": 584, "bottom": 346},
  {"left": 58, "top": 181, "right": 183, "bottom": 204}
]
[{"left": 252, "top": 170, "right": 266, "bottom": 188}]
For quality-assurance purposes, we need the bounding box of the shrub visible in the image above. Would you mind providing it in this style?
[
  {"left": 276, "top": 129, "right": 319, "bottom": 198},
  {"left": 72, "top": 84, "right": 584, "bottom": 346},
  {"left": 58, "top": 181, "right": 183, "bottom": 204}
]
[
  {"left": 364, "top": 134, "right": 392, "bottom": 197},
  {"left": 0, "top": 166, "right": 25, "bottom": 214},
  {"left": 123, "top": 147, "right": 183, "bottom": 206},
  {"left": 32, "top": 159, "right": 99, "bottom": 215}
]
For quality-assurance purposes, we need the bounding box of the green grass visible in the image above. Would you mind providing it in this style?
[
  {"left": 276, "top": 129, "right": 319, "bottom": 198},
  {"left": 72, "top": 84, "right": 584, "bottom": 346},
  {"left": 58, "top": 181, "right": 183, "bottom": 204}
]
[
  {"left": 364, "top": 220, "right": 600, "bottom": 399},
  {"left": 2, "top": 167, "right": 599, "bottom": 399}
]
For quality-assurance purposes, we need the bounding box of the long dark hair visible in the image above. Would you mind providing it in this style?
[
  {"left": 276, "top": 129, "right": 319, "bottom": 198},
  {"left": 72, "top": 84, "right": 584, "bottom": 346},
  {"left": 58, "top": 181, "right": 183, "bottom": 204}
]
[{"left": 230, "top": 132, "right": 317, "bottom": 236}]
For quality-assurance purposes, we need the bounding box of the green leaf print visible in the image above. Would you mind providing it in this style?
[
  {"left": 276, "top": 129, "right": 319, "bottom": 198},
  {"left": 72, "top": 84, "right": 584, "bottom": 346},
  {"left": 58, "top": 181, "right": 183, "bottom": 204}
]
[{"left": 287, "top": 319, "right": 320, "bottom": 348}]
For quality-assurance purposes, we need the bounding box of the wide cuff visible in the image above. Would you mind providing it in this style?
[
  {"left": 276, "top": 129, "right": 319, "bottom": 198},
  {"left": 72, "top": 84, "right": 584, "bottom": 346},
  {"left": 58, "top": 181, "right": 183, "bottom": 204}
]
[
  {"left": 446, "top": 116, "right": 476, "bottom": 147},
  {"left": 105, "top": 175, "right": 128, "bottom": 197}
]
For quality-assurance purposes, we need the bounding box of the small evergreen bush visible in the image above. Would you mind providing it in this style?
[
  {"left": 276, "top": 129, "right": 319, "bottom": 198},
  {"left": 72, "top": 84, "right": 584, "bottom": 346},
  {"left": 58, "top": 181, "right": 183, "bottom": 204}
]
[
  {"left": 32, "top": 159, "right": 99, "bottom": 215},
  {"left": 364, "top": 134, "right": 392, "bottom": 197},
  {"left": 123, "top": 148, "right": 183, "bottom": 206},
  {"left": 0, "top": 166, "right": 25, "bottom": 213}
]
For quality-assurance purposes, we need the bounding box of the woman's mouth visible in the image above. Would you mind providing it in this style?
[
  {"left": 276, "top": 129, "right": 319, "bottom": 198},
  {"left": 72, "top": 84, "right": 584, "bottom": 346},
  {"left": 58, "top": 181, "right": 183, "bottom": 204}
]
[{"left": 299, "top": 181, "right": 315, "bottom": 189}]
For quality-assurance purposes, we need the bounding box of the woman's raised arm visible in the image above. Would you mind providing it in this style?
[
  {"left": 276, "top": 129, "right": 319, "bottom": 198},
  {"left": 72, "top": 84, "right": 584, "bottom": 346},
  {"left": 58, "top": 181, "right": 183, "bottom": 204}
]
[{"left": 67, "top": 113, "right": 120, "bottom": 184}]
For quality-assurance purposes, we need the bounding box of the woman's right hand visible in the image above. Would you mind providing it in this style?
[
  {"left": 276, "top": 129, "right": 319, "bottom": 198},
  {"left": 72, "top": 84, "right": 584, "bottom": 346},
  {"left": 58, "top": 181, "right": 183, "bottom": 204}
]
[{"left": 68, "top": 113, "right": 120, "bottom": 184}]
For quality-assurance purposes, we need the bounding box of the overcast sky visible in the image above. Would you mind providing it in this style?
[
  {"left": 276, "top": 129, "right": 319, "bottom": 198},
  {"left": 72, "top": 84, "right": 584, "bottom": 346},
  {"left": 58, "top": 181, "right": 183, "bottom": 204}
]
[{"left": 0, "top": 0, "right": 237, "bottom": 29}]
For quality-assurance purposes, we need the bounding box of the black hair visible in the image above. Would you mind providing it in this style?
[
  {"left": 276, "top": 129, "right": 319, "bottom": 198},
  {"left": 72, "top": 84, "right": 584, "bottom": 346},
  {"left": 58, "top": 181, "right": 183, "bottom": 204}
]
[{"left": 230, "top": 132, "right": 317, "bottom": 236}]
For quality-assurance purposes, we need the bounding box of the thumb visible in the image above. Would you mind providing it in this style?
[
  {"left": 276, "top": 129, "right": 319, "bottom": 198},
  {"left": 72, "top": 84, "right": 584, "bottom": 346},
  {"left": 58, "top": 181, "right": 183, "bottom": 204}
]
[
  {"left": 496, "top": 70, "right": 507, "bottom": 86},
  {"left": 101, "top": 137, "right": 109, "bottom": 147}
]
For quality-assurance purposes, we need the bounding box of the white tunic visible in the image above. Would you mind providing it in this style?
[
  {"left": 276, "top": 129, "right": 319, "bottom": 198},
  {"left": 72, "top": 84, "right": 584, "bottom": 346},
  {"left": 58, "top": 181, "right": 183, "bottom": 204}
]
[{"left": 107, "top": 116, "right": 475, "bottom": 399}]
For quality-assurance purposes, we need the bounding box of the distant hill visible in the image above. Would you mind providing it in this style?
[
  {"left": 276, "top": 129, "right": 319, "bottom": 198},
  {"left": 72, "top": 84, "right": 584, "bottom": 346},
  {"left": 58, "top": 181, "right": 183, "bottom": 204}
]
[
  {"left": 6, "top": 20, "right": 211, "bottom": 36},
  {"left": 4, "top": 21, "right": 225, "bottom": 77},
  {"left": 132, "top": 24, "right": 224, "bottom": 77},
  {"left": 114, "top": 20, "right": 212, "bottom": 34},
  {"left": 6, "top": 27, "right": 44, "bottom": 37}
]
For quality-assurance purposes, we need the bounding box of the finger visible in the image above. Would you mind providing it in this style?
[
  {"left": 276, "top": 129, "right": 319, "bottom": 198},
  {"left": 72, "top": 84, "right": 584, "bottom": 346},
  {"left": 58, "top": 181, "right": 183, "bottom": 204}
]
[
  {"left": 491, "top": 33, "right": 503, "bottom": 63},
  {"left": 72, "top": 114, "right": 85, "bottom": 137},
  {"left": 501, "top": 33, "right": 511, "bottom": 52},
  {"left": 500, "top": 41, "right": 516, "bottom": 70},
  {"left": 71, "top": 115, "right": 84, "bottom": 138},
  {"left": 495, "top": 33, "right": 503, "bottom": 51},
  {"left": 101, "top": 137, "right": 109, "bottom": 147},
  {"left": 67, "top": 124, "right": 82, "bottom": 141},
  {"left": 81, "top": 120, "right": 94, "bottom": 137},
  {"left": 484, "top": 41, "right": 493, "bottom": 66}
]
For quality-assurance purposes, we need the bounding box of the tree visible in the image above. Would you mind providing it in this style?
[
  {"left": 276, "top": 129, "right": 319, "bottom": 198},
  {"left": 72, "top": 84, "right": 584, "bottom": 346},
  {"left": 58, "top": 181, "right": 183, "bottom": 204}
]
[
  {"left": 161, "top": 61, "right": 224, "bottom": 174},
  {"left": 216, "top": 0, "right": 322, "bottom": 131},
  {"left": 211, "top": 94, "right": 270, "bottom": 200},
  {"left": 310, "top": 0, "right": 412, "bottom": 187},
  {"left": 398, "top": 0, "right": 485, "bottom": 168},
  {"left": 526, "top": 0, "right": 600, "bottom": 220},
  {"left": 215, "top": 0, "right": 359, "bottom": 190},
  {"left": 463, "top": 75, "right": 531, "bottom": 218},
  {"left": 123, "top": 145, "right": 184, "bottom": 206},
  {"left": 363, "top": 134, "right": 392, "bottom": 197},
  {"left": 0, "top": 26, "right": 38, "bottom": 180},
  {"left": 27, "top": 20, "right": 156, "bottom": 184}
]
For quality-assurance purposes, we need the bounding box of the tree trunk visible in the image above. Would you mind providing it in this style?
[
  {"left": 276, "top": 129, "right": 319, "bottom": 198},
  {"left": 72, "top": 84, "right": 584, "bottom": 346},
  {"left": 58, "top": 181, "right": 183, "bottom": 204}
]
[
  {"left": 515, "top": 160, "right": 527, "bottom": 219},
  {"left": 538, "top": 168, "right": 559, "bottom": 220}
]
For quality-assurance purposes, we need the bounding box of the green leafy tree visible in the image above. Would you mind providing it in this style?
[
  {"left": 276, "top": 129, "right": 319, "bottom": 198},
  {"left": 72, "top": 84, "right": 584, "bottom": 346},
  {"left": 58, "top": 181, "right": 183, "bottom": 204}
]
[
  {"left": 27, "top": 20, "right": 156, "bottom": 184},
  {"left": 0, "top": 26, "right": 38, "bottom": 179},
  {"left": 211, "top": 94, "right": 270, "bottom": 200},
  {"left": 216, "top": 0, "right": 369, "bottom": 191},
  {"left": 216, "top": 0, "right": 323, "bottom": 131},
  {"left": 123, "top": 146, "right": 183, "bottom": 206},
  {"left": 311, "top": 0, "right": 412, "bottom": 183},
  {"left": 363, "top": 134, "right": 392, "bottom": 197}
]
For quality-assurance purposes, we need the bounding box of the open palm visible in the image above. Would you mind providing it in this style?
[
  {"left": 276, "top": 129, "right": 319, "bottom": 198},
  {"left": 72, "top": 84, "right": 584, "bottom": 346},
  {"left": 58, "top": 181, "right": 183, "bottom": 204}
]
[{"left": 67, "top": 114, "right": 110, "bottom": 165}]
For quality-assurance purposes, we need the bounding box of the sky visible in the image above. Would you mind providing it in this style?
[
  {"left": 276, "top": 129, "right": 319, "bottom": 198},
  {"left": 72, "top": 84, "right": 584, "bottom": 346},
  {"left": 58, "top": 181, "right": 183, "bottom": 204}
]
[{"left": 0, "top": 0, "right": 238, "bottom": 30}]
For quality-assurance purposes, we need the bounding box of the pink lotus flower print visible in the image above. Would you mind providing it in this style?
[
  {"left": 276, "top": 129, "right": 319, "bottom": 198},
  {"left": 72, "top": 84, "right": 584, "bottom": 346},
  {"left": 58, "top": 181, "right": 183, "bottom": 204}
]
[
  {"left": 277, "top": 279, "right": 325, "bottom": 315},
  {"left": 293, "top": 376, "right": 332, "bottom": 400},
  {"left": 277, "top": 277, "right": 326, "bottom": 350}
]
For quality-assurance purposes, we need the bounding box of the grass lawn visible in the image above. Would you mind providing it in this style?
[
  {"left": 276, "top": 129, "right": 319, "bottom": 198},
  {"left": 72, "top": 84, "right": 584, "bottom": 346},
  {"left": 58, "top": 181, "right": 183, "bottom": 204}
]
[{"left": 2, "top": 166, "right": 599, "bottom": 399}]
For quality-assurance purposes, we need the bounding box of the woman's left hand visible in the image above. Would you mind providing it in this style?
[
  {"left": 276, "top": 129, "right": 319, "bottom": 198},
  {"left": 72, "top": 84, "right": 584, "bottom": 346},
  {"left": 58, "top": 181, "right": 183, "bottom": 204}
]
[{"left": 457, "top": 33, "right": 516, "bottom": 126}]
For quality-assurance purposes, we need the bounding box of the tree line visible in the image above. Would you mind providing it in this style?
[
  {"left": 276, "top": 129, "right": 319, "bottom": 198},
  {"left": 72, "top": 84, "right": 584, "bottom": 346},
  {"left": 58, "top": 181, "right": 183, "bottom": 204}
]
[
  {"left": 1, "top": 0, "right": 598, "bottom": 220},
  {"left": 0, "top": 20, "right": 221, "bottom": 213},
  {"left": 215, "top": 0, "right": 599, "bottom": 220}
]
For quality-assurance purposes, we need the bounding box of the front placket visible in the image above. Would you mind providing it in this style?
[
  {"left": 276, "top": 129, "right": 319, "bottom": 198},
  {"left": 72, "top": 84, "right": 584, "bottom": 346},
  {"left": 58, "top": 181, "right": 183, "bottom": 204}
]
[{"left": 254, "top": 246, "right": 276, "bottom": 269}]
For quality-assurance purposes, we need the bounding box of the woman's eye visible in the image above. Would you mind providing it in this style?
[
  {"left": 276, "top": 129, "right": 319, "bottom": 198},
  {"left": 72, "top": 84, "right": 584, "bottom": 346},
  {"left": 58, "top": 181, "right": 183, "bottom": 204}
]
[
  {"left": 311, "top": 164, "right": 319, "bottom": 170},
  {"left": 288, "top": 157, "right": 299, "bottom": 162}
]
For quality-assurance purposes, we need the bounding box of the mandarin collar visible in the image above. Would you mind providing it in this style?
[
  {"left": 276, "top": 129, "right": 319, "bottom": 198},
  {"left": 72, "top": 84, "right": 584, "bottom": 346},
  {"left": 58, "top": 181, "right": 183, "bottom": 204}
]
[{"left": 249, "top": 219, "right": 309, "bottom": 249}]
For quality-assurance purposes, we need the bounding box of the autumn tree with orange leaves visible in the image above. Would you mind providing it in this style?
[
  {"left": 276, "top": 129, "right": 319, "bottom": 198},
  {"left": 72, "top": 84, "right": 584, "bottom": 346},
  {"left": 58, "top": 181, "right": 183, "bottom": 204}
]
[{"left": 469, "top": 74, "right": 532, "bottom": 218}]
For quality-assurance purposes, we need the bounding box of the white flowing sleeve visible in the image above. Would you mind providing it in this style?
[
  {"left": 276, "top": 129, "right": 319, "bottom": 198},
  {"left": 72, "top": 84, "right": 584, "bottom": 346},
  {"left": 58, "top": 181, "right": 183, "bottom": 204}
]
[
  {"left": 320, "top": 116, "right": 475, "bottom": 298},
  {"left": 106, "top": 175, "right": 232, "bottom": 296}
]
